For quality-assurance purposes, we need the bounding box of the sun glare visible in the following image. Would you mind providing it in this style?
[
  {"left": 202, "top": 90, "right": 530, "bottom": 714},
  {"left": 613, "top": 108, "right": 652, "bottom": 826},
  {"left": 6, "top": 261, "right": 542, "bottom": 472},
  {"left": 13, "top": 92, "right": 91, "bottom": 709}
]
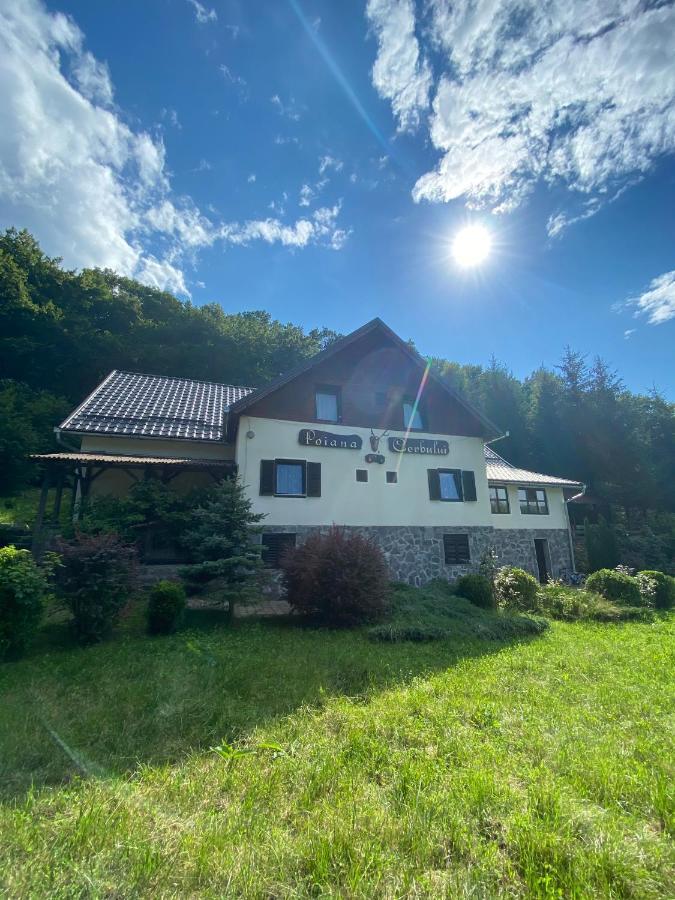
[{"left": 452, "top": 224, "right": 492, "bottom": 268}]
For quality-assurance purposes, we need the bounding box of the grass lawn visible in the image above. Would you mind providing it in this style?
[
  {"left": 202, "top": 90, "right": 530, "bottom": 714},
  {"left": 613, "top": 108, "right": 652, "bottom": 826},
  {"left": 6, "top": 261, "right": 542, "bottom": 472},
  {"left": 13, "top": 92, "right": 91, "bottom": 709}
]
[{"left": 0, "top": 598, "right": 673, "bottom": 897}]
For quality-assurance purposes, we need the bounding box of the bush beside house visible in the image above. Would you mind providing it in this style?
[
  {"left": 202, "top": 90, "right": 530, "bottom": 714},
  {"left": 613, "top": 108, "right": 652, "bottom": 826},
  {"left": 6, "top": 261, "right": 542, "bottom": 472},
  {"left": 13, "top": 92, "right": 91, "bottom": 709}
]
[
  {"left": 55, "top": 533, "right": 138, "bottom": 643},
  {"left": 0, "top": 545, "right": 46, "bottom": 659},
  {"left": 147, "top": 580, "right": 186, "bottom": 634},
  {"left": 281, "top": 527, "right": 389, "bottom": 627},
  {"left": 585, "top": 568, "right": 642, "bottom": 606}
]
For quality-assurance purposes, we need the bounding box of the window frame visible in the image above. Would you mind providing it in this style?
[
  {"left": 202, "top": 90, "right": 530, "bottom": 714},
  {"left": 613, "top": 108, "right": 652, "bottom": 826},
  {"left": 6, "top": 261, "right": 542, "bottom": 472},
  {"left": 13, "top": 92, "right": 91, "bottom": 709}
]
[
  {"left": 402, "top": 397, "right": 424, "bottom": 431},
  {"left": 356, "top": 469, "right": 368, "bottom": 483},
  {"left": 437, "top": 468, "right": 464, "bottom": 502},
  {"left": 274, "top": 459, "right": 306, "bottom": 497},
  {"left": 314, "top": 384, "right": 341, "bottom": 423},
  {"left": 443, "top": 533, "right": 471, "bottom": 565},
  {"left": 518, "top": 487, "right": 549, "bottom": 515},
  {"left": 489, "top": 484, "right": 510, "bottom": 514},
  {"left": 386, "top": 470, "right": 398, "bottom": 484}
]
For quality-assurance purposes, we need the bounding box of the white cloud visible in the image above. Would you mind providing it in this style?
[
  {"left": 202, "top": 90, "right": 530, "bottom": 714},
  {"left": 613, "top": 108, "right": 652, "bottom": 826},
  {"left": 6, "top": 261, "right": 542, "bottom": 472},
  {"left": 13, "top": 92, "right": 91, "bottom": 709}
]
[
  {"left": 627, "top": 271, "right": 675, "bottom": 326},
  {"left": 365, "top": 0, "right": 431, "bottom": 132},
  {"left": 0, "top": 0, "right": 349, "bottom": 294},
  {"left": 161, "top": 107, "right": 181, "bottom": 129},
  {"left": 219, "top": 204, "right": 349, "bottom": 250},
  {"left": 318, "top": 155, "right": 343, "bottom": 175},
  {"left": 219, "top": 64, "right": 246, "bottom": 89},
  {"left": 367, "top": 0, "right": 675, "bottom": 227},
  {"left": 186, "top": 0, "right": 216, "bottom": 25},
  {"left": 270, "top": 94, "right": 302, "bottom": 121},
  {"left": 623, "top": 329, "right": 635, "bottom": 340},
  {"left": 247, "top": 173, "right": 256, "bottom": 183}
]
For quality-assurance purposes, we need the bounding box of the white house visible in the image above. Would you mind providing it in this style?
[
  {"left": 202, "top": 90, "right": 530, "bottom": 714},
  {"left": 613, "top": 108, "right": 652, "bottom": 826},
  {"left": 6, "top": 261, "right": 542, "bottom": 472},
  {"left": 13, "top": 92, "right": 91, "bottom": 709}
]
[{"left": 35, "top": 318, "right": 581, "bottom": 583}]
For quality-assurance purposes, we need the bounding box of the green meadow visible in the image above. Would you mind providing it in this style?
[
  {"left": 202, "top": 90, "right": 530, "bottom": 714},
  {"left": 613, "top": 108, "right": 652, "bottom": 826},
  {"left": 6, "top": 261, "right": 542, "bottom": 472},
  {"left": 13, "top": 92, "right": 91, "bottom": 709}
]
[{"left": 1, "top": 599, "right": 673, "bottom": 898}]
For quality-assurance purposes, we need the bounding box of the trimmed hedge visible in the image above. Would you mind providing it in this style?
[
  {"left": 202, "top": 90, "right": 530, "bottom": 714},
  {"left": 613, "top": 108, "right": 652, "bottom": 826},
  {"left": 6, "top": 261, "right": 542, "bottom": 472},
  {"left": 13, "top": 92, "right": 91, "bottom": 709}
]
[
  {"left": 147, "top": 580, "right": 186, "bottom": 634},
  {"left": 637, "top": 570, "right": 675, "bottom": 610},
  {"left": 454, "top": 573, "right": 495, "bottom": 609},
  {"left": 585, "top": 568, "right": 641, "bottom": 606},
  {"left": 494, "top": 566, "right": 539, "bottom": 611}
]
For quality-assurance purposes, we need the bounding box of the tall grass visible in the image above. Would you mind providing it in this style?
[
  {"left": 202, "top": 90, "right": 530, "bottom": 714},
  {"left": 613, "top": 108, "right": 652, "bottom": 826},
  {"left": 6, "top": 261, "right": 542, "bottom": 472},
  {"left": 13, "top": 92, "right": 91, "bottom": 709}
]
[{"left": 1, "top": 600, "right": 673, "bottom": 897}]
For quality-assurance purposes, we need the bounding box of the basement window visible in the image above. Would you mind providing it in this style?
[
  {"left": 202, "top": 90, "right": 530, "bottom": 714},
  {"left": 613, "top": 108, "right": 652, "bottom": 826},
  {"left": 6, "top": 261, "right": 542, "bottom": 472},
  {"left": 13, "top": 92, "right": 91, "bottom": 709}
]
[
  {"left": 443, "top": 534, "right": 471, "bottom": 565},
  {"left": 261, "top": 533, "right": 296, "bottom": 568}
]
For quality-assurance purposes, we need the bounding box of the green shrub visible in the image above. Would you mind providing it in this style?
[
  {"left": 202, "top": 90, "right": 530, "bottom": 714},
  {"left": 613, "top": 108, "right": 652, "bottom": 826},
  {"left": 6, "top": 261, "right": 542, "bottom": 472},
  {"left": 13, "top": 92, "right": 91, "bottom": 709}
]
[
  {"left": 535, "top": 583, "right": 648, "bottom": 622},
  {"left": 55, "top": 533, "right": 137, "bottom": 644},
  {"left": 585, "top": 568, "right": 641, "bottom": 606},
  {"left": 147, "top": 580, "right": 186, "bottom": 634},
  {"left": 0, "top": 545, "right": 46, "bottom": 659},
  {"left": 366, "top": 581, "right": 547, "bottom": 643},
  {"left": 281, "top": 527, "right": 389, "bottom": 627},
  {"left": 454, "top": 573, "right": 495, "bottom": 609},
  {"left": 494, "top": 566, "right": 539, "bottom": 611},
  {"left": 636, "top": 570, "right": 675, "bottom": 610}
]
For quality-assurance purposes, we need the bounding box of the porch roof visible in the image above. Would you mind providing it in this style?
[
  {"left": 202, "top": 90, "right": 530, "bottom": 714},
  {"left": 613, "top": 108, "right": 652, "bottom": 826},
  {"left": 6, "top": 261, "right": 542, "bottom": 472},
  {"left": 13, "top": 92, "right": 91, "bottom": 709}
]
[{"left": 31, "top": 452, "right": 235, "bottom": 469}]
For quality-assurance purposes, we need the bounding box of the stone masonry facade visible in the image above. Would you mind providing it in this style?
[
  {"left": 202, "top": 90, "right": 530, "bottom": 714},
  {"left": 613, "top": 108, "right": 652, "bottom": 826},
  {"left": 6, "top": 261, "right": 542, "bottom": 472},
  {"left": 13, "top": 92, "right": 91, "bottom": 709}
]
[{"left": 261, "top": 524, "right": 574, "bottom": 586}]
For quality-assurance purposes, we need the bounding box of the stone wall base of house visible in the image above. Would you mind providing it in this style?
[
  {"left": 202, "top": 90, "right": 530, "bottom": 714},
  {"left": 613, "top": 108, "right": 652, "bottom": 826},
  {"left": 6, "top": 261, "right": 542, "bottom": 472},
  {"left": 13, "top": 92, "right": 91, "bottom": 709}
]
[{"left": 261, "top": 524, "right": 573, "bottom": 587}]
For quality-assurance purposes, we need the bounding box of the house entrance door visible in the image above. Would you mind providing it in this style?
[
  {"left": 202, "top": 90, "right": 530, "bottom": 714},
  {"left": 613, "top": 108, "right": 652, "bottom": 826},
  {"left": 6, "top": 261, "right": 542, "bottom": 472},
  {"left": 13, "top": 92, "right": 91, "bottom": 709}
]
[{"left": 534, "top": 539, "right": 550, "bottom": 583}]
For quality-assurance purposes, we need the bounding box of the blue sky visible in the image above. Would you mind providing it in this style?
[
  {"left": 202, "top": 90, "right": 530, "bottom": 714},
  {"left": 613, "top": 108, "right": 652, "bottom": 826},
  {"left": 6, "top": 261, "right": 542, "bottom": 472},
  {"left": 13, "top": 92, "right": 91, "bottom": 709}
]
[{"left": 1, "top": 0, "right": 674, "bottom": 396}]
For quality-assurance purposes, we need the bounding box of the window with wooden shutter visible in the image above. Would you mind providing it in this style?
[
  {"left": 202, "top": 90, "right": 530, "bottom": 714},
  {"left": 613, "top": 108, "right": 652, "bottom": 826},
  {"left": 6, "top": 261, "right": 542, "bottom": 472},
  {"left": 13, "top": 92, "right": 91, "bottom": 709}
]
[
  {"left": 260, "top": 460, "right": 275, "bottom": 495},
  {"left": 429, "top": 468, "right": 463, "bottom": 501},
  {"left": 461, "top": 470, "right": 477, "bottom": 501},
  {"left": 427, "top": 469, "right": 441, "bottom": 500},
  {"left": 306, "top": 462, "right": 321, "bottom": 497},
  {"left": 275, "top": 460, "right": 305, "bottom": 496},
  {"left": 443, "top": 534, "right": 470, "bottom": 564}
]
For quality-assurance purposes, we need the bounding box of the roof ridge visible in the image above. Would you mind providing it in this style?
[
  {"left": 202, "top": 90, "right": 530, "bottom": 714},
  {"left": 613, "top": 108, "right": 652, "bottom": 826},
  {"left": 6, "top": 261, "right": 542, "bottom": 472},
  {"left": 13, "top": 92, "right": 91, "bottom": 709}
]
[{"left": 112, "top": 370, "right": 255, "bottom": 391}]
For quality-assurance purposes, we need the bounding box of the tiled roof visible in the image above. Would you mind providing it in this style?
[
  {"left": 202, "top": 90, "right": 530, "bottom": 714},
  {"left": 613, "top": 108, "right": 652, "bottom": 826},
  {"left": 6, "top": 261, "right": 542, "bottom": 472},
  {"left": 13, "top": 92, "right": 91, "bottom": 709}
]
[
  {"left": 60, "top": 371, "right": 254, "bottom": 441},
  {"left": 484, "top": 445, "right": 581, "bottom": 487}
]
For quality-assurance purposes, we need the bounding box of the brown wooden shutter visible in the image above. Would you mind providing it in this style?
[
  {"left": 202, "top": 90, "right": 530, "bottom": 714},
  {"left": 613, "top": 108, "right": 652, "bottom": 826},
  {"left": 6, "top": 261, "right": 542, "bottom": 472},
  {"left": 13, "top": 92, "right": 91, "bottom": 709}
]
[
  {"left": 306, "top": 462, "right": 321, "bottom": 497},
  {"left": 260, "top": 460, "right": 275, "bottom": 495},
  {"left": 461, "top": 470, "right": 477, "bottom": 501},
  {"left": 428, "top": 469, "right": 441, "bottom": 500}
]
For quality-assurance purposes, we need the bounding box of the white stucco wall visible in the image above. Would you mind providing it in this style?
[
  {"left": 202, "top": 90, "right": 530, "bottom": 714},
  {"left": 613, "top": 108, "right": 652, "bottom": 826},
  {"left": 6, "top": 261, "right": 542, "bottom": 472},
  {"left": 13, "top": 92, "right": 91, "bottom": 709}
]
[
  {"left": 80, "top": 435, "right": 233, "bottom": 460},
  {"left": 489, "top": 483, "right": 568, "bottom": 530},
  {"left": 236, "top": 415, "right": 494, "bottom": 528}
]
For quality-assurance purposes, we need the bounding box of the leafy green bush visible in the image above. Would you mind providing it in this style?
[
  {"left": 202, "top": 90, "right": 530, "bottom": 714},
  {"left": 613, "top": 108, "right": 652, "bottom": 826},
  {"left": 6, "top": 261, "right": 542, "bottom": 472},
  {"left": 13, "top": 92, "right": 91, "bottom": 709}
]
[
  {"left": 367, "top": 581, "right": 547, "bottom": 643},
  {"left": 0, "top": 545, "right": 46, "bottom": 659},
  {"left": 454, "top": 573, "right": 495, "bottom": 609},
  {"left": 494, "top": 567, "right": 539, "bottom": 611},
  {"left": 282, "top": 527, "right": 389, "bottom": 627},
  {"left": 636, "top": 570, "right": 675, "bottom": 610},
  {"left": 536, "top": 583, "right": 647, "bottom": 622},
  {"left": 585, "top": 568, "right": 641, "bottom": 606},
  {"left": 147, "top": 580, "right": 186, "bottom": 634},
  {"left": 55, "top": 533, "right": 137, "bottom": 643}
]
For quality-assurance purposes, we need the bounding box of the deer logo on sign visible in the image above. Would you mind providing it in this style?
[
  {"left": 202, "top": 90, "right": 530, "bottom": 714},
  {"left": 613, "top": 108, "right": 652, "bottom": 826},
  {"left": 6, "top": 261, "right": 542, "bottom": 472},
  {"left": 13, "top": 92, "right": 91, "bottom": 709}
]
[{"left": 369, "top": 428, "right": 389, "bottom": 453}]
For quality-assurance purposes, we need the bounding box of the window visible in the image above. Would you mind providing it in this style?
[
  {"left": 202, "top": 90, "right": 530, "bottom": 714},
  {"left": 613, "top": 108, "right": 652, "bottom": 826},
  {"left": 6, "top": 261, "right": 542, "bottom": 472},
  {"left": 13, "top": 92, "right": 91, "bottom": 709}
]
[
  {"left": 261, "top": 533, "right": 296, "bottom": 568},
  {"left": 276, "top": 461, "right": 305, "bottom": 496},
  {"left": 428, "top": 469, "right": 477, "bottom": 502},
  {"left": 259, "top": 460, "right": 321, "bottom": 497},
  {"left": 356, "top": 469, "right": 368, "bottom": 482},
  {"left": 315, "top": 386, "right": 340, "bottom": 422},
  {"left": 490, "top": 485, "right": 510, "bottom": 514},
  {"left": 443, "top": 534, "right": 470, "bottom": 564},
  {"left": 386, "top": 471, "right": 397, "bottom": 484},
  {"left": 518, "top": 487, "right": 549, "bottom": 515},
  {"left": 403, "top": 399, "right": 423, "bottom": 430}
]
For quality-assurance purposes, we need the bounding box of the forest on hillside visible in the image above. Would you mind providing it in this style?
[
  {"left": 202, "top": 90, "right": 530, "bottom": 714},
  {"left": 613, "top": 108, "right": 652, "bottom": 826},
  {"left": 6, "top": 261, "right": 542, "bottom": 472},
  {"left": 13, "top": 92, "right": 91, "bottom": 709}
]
[{"left": 1, "top": 228, "right": 673, "bottom": 570}]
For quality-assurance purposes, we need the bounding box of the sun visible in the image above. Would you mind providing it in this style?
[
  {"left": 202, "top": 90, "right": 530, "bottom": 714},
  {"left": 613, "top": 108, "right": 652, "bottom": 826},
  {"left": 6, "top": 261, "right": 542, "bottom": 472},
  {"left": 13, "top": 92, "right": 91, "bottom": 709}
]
[{"left": 451, "top": 224, "right": 492, "bottom": 268}]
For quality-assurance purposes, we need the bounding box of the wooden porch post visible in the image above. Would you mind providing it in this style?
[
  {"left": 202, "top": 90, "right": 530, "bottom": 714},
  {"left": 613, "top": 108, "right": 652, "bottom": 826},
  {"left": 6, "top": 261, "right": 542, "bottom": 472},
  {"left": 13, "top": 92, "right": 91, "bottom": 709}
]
[
  {"left": 52, "top": 469, "right": 65, "bottom": 524},
  {"left": 31, "top": 468, "right": 50, "bottom": 560}
]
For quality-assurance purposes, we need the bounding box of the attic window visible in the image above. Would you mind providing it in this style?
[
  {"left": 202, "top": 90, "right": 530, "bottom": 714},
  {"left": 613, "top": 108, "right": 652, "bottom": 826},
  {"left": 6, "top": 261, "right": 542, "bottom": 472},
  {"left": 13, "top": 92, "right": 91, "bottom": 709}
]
[
  {"left": 315, "top": 386, "right": 340, "bottom": 423},
  {"left": 403, "top": 399, "right": 423, "bottom": 430}
]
